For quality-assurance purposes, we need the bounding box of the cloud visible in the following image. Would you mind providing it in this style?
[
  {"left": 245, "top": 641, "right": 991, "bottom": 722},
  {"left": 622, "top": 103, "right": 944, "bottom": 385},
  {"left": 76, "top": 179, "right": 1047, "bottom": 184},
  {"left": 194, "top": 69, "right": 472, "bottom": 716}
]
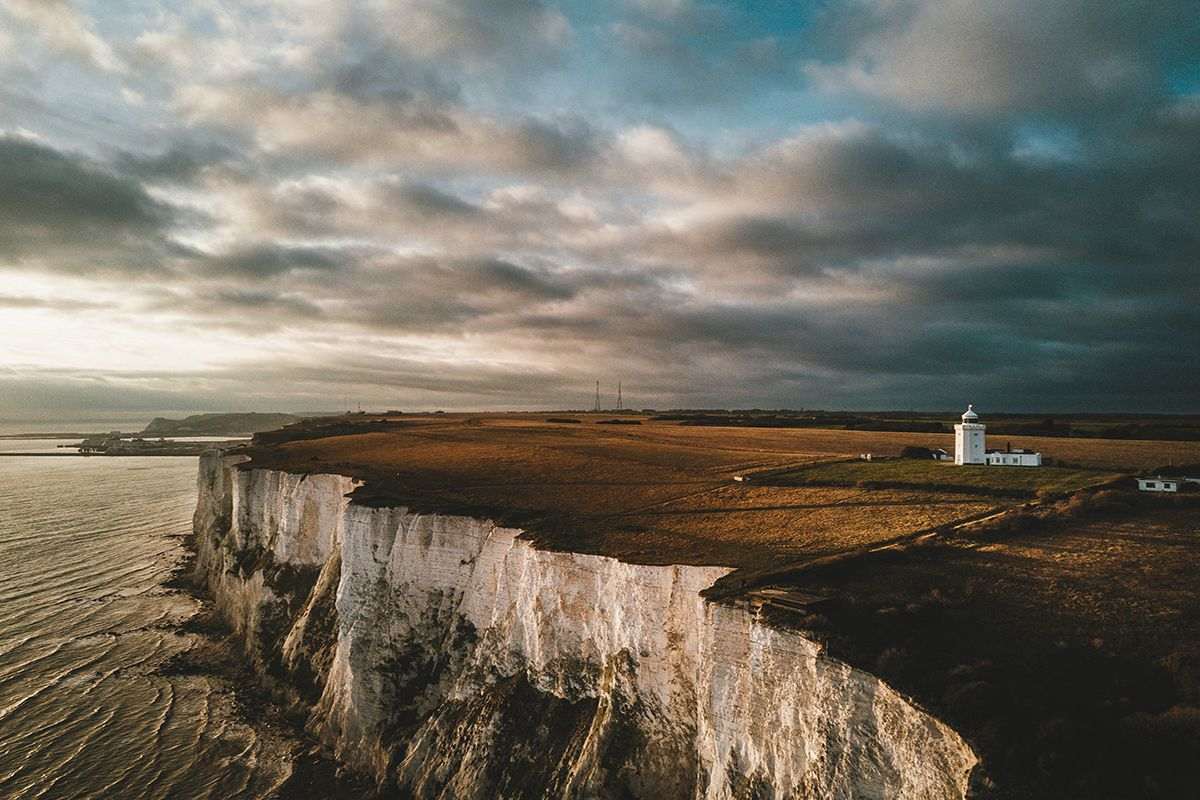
[
  {"left": 358, "top": 0, "right": 572, "bottom": 70},
  {"left": 0, "top": 135, "right": 176, "bottom": 274},
  {"left": 385, "top": 182, "right": 482, "bottom": 218},
  {"left": 636, "top": 113, "right": 1200, "bottom": 283},
  {"left": 0, "top": 294, "right": 108, "bottom": 311},
  {"left": 141, "top": 287, "right": 325, "bottom": 330},
  {"left": 804, "top": 0, "right": 1196, "bottom": 117},
  {"left": 1, "top": 0, "right": 123, "bottom": 72},
  {"left": 200, "top": 243, "right": 346, "bottom": 279},
  {"left": 175, "top": 79, "right": 605, "bottom": 178},
  {"left": 0, "top": 1, "right": 1196, "bottom": 413},
  {"left": 117, "top": 140, "right": 238, "bottom": 182},
  {"left": 606, "top": 6, "right": 800, "bottom": 108},
  {"left": 342, "top": 255, "right": 602, "bottom": 333}
]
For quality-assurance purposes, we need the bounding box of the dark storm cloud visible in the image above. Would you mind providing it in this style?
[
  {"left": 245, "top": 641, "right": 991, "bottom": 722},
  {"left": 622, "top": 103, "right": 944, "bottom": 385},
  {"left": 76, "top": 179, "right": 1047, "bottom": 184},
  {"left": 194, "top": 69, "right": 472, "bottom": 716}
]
[
  {"left": 641, "top": 111, "right": 1200, "bottom": 290},
  {"left": 508, "top": 118, "right": 602, "bottom": 174},
  {"left": 0, "top": 295, "right": 108, "bottom": 311},
  {"left": 353, "top": 256, "right": 594, "bottom": 332},
  {"left": 270, "top": 357, "right": 576, "bottom": 398},
  {"left": 116, "top": 140, "right": 238, "bottom": 182},
  {"left": 139, "top": 251, "right": 611, "bottom": 335},
  {"left": 462, "top": 258, "right": 577, "bottom": 300},
  {"left": 202, "top": 244, "right": 346, "bottom": 279},
  {"left": 0, "top": 135, "right": 175, "bottom": 272},
  {"left": 200, "top": 289, "right": 324, "bottom": 324},
  {"left": 385, "top": 182, "right": 481, "bottom": 218}
]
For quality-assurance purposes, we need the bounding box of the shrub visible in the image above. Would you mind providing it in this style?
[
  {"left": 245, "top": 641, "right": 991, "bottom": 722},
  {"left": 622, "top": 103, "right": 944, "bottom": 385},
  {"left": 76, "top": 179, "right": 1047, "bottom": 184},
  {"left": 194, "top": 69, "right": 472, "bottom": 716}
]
[
  {"left": 1162, "top": 645, "right": 1200, "bottom": 703},
  {"left": 1060, "top": 489, "right": 1134, "bottom": 518}
]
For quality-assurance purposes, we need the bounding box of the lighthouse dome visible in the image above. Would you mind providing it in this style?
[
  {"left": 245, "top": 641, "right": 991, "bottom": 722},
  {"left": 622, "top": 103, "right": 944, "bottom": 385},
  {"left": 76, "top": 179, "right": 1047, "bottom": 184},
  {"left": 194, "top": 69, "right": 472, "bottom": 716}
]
[{"left": 961, "top": 404, "right": 979, "bottom": 422}]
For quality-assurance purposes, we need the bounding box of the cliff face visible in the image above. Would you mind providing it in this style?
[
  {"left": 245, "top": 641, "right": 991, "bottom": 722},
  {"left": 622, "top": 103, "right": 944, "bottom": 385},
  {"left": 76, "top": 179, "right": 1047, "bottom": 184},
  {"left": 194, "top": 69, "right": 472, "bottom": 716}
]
[{"left": 193, "top": 452, "right": 979, "bottom": 799}]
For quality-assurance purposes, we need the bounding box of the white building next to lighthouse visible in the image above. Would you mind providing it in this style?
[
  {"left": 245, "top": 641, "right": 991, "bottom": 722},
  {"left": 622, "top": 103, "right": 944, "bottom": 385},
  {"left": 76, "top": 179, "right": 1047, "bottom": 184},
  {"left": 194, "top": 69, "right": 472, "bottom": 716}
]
[
  {"left": 954, "top": 405, "right": 1042, "bottom": 466},
  {"left": 954, "top": 405, "right": 987, "bottom": 464},
  {"left": 986, "top": 448, "right": 1042, "bottom": 467}
]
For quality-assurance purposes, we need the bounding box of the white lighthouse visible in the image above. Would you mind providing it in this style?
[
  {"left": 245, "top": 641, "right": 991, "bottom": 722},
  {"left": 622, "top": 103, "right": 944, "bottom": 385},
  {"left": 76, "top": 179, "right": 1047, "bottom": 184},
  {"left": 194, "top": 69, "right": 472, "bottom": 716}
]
[{"left": 954, "top": 404, "right": 986, "bottom": 465}]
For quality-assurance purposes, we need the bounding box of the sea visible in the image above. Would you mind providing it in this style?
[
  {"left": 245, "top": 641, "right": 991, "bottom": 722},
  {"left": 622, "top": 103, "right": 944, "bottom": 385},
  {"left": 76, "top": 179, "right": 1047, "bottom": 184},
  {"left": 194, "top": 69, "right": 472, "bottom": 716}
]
[{"left": 0, "top": 423, "right": 301, "bottom": 799}]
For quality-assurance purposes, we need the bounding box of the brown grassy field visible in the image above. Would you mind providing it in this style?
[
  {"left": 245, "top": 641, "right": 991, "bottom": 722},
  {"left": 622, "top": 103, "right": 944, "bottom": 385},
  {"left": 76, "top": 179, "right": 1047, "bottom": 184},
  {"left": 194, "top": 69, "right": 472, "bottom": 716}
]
[
  {"left": 632, "top": 422, "right": 1200, "bottom": 471},
  {"left": 606, "top": 484, "right": 997, "bottom": 568},
  {"left": 241, "top": 413, "right": 1200, "bottom": 568},
  {"left": 245, "top": 414, "right": 1011, "bottom": 567}
]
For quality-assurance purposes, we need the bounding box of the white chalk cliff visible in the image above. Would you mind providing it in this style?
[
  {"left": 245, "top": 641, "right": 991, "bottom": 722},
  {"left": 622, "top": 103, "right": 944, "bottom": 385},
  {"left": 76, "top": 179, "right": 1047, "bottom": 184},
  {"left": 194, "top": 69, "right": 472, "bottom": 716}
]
[{"left": 193, "top": 451, "right": 979, "bottom": 799}]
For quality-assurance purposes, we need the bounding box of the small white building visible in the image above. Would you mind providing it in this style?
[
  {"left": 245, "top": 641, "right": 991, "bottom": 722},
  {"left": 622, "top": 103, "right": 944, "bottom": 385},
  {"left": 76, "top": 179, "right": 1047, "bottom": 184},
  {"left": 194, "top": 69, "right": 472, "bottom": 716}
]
[
  {"left": 954, "top": 405, "right": 986, "bottom": 465},
  {"left": 986, "top": 449, "right": 1042, "bottom": 467},
  {"left": 1137, "top": 477, "right": 1179, "bottom": 492}
]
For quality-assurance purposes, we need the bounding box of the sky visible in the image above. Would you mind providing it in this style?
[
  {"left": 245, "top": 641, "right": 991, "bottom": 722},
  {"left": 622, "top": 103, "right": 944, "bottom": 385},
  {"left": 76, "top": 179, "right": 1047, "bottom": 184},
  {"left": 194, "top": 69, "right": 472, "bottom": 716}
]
[{"left": 0, "top": 0, "right": 1197, "bottom": 417}]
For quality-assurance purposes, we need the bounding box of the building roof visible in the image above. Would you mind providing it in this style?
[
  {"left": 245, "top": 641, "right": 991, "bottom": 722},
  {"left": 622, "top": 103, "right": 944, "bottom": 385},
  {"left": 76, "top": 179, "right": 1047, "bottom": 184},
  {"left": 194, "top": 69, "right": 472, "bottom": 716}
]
[{"left": 961, "top": 404, "right": 979, "bottom": 422}]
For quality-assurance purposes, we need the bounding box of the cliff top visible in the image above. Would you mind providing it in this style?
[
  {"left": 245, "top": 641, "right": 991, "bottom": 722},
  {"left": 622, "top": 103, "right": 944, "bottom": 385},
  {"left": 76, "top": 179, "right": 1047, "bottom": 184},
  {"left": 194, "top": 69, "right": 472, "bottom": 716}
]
[
  {"left": 232, "top": 413, "right": 1200, "bottom": 798},
  {"left": 234, "top": 413, "right": 1200, "bottom": 567},
  {"left": 234, "top": 413, "right": 1148, "bottom": 567}
]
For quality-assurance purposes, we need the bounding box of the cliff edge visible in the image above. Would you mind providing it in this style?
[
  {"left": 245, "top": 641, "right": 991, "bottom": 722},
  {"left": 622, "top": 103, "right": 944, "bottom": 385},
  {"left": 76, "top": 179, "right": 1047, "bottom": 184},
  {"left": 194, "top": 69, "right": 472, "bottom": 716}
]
[{"left": 192, "top": 450, "right": 979, "bottom": 798}]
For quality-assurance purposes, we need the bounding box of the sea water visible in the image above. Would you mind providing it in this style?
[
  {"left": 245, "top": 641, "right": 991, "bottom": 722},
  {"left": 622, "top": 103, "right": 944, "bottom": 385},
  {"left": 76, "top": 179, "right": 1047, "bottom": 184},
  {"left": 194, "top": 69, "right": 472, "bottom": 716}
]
[{"left": 0, "top": 436, "right": 294, "bottom": 799}]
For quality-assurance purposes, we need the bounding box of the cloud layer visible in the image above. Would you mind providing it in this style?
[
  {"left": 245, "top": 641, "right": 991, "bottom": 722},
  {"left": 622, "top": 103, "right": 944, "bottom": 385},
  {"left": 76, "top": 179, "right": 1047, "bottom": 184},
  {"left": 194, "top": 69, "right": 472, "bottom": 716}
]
[{"left": 0, "top": 0, "right": 1197, "bottom": 415}]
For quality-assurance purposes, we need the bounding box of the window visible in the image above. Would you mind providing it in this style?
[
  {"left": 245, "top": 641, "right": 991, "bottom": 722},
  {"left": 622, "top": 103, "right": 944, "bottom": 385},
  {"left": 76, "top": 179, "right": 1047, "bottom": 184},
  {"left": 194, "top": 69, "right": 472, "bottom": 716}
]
[{"left": 1146, "top": 482, "right": 1157, "bottom": 489}]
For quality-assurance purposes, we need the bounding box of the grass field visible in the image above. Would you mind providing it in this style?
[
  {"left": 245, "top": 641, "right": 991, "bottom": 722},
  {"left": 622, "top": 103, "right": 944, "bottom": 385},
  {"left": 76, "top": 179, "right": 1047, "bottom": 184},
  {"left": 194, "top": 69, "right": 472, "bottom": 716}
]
[
  {"left": 245, "top": 415, "right": 1011, "bottom": 568},
  {"left": 605, "top": 484, "right": 998, "bottom": 568},
  {"left": 242, "top": 413, "right": 1195, "bottom": 568},
  {"left": 758, "top": 458, "right": 1118, "bottom": 497}
]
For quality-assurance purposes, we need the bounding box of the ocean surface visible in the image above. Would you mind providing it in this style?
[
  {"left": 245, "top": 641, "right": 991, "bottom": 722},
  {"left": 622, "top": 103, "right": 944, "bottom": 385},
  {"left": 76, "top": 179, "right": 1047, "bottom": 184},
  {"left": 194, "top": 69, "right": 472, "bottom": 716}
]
[{"left": 0, "top": 438, "right": 295, "bottom": 799}]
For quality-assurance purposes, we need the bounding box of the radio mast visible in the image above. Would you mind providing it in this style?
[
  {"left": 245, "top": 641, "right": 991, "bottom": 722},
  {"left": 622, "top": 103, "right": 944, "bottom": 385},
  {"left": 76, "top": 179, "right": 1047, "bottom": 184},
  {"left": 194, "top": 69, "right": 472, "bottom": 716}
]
[
  {"left": 594, "top": 381, "right": 600, "bottom": 412},
  {"left": 617, "top": 381, "right": 622, "bottom": 410}
]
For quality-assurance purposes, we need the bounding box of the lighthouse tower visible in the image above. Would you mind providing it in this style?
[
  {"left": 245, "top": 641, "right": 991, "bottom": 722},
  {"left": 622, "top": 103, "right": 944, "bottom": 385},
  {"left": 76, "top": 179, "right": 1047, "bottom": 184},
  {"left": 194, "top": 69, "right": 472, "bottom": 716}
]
[{"left": 954, "top": 404, "right": 986, "bottom": 465}]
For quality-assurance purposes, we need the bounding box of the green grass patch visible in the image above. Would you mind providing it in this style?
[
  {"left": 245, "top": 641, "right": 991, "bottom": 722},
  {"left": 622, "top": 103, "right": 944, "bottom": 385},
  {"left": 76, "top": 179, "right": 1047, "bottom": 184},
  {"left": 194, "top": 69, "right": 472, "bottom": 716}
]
[{"left": 759, "top": 458, "right": 1118, "bottom": 498}]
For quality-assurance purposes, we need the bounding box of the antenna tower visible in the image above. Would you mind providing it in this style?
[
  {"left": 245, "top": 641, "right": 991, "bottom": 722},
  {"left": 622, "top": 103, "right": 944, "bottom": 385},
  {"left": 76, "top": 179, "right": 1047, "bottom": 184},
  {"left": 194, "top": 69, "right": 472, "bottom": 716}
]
[
  {"left": 594, "top": 381, "right": 600, "bottom": 412},
  {"left": 617, "top": 381, "right": 622, "bottom": 410}
]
